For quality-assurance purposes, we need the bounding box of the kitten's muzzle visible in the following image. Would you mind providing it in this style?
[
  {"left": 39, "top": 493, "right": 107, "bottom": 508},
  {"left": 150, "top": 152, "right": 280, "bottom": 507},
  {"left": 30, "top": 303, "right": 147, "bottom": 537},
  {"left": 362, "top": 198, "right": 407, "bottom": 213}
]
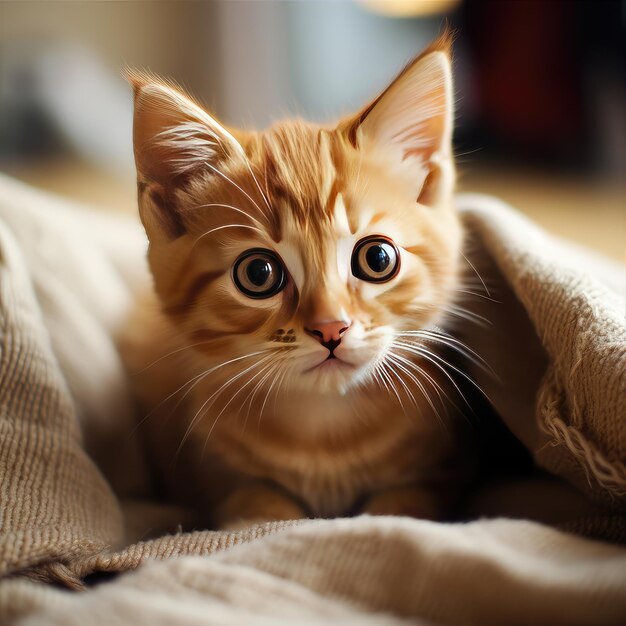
[{"left": 304, "top": 320, "right": 351, "bottom": 355}]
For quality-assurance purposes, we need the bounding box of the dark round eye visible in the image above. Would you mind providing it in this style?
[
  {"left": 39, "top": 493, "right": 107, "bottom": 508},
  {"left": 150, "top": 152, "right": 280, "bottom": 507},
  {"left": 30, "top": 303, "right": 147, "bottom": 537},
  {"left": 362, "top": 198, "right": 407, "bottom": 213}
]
[
  {"left": 351, "top": 236, "right": 400, "bottom": 283},
  {"left": 232, "top": 249, "right": 286, "bottom": 298}
]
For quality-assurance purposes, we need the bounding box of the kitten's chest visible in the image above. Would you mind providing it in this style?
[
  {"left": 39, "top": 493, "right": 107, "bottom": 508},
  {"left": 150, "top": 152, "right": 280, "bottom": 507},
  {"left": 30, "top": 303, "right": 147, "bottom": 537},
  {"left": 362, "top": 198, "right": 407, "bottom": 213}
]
[{"left": 207, "top": 396, "right": 452, "bottom": 517}]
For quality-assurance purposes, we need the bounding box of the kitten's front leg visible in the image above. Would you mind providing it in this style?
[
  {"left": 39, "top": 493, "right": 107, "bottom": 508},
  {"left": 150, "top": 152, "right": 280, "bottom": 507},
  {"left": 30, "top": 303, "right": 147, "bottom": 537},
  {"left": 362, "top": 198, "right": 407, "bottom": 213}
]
[
  {"left": 213, "top": 483, "right": 307, "bottom": 531},
  {"left": 360, "top": 484, "right": 449, "bottom": 521}
]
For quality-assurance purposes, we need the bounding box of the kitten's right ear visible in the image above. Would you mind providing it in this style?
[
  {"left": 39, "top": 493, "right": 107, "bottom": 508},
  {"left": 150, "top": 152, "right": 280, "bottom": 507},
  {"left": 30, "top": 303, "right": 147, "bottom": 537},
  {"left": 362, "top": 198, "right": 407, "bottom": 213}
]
[
  {"left": 339, "top": 32, "right": 455, "bottom": 204},
  {"left": 126, "top": 70, "right": 242, "bottom": 240}
]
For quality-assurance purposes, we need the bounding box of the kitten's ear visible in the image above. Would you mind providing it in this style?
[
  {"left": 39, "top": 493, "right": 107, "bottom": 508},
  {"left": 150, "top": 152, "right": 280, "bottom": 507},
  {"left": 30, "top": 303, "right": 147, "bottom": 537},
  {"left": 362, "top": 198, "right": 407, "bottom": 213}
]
[
  {"left": 126, "top": 70, "right": 243, "bottom": 240},
  {"left": 343, "top": 34, "right": 454, "bottom": 203}
]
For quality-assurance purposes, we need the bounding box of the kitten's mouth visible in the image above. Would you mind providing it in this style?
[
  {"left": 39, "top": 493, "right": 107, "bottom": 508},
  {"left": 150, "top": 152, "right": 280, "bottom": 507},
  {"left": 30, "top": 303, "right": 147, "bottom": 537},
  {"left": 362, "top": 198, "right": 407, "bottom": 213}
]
[{"left": 305, "top": 354, "right": 353, "bottom": 373}]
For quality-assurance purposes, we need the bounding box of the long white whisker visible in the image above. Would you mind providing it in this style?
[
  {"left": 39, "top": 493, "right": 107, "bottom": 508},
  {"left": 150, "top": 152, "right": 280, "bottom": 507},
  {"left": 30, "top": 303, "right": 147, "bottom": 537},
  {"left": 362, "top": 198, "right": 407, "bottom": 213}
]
[
  {"left": 390, "top": 352, "right": 452, "bottom": 407},
  {"left": 440, "top": 304, "right": 491, "bottom": 328},
  {"left": 203, "top": 160, "right": 269, "bottom": 220},
  {"left": 201, "top": 357, "right": 278, "bottom": 456},
  {"left": 395, "top": 340, "right": 492, "bottom": 407},
  {"left": 168, "top": 350, "right": 271, "bottom": 415},
  {"left": 257, "top": 360, "right": 287, "bottom": 432},
  {"left": 271, "top": 360, "right": 290, "bottom": 416},
  {"left": 387, "top": 352, "right": 456, "bottom": 429},
  {"left": 133, "top": 350, "right": 270, "bottom": 435},
  {"left": 460, "top": 251, "right": 491, "bottom": 298},
  {"left": 191, "top": 202, "right": 265, "bottom": 228},
  {"left": 383, "top": 356, "right": 419, "bottom": 411},
  {"left": 396, "top": 329, "right": 491, "bottom": 374},
  {"left": 177, "top": 353, "right": 274, "bottom": 454},
  {"left": 372, "top": 361, "right": 391, "bottom": 396},
  {"left": 242, "top": 359, "right": 282, "bottom": 430},
  {"left": 455, "top": 289, "right": 499, "bottom": 303},
  {"left": 133, "top": 340, "right": 213, "bottom": 374},
  {"left": 379, "top": 360, "right": 407, "bottom": 414},
  {"left": 393, "top": 341, "right": 470, "bottom": 405},
  {"left": 242, "top": 157, "right": 273, "bottom": 213},
  {"left": 193, "top": 223, "right": 264, "bottom": 247},
  {"left": 387, "top": 353, "right": 440, "bottom": 415}
]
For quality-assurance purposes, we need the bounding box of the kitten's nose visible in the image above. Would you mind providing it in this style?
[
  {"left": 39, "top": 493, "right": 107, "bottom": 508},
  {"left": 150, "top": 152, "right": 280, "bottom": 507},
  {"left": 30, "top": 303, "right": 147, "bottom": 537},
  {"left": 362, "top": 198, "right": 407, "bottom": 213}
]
[{"left": 304, "top": 320, "right": 351, "bottom": 350}]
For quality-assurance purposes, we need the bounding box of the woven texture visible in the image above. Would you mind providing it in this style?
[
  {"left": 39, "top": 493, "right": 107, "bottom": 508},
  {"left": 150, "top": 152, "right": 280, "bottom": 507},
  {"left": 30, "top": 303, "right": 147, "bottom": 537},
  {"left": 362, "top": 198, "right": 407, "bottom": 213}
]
[
  {"left": 0, "top": 176, "right": 624, "bottom": 624},
  {"left": 458, "top": 193, "right": 625, "bottom": 510}
]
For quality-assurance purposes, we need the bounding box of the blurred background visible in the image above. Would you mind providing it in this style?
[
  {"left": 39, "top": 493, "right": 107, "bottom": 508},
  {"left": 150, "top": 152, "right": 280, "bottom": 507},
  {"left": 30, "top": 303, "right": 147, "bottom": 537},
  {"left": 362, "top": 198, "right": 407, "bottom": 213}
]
[{"left": 0, "top": 0, "right": 623, "bottom": 260}]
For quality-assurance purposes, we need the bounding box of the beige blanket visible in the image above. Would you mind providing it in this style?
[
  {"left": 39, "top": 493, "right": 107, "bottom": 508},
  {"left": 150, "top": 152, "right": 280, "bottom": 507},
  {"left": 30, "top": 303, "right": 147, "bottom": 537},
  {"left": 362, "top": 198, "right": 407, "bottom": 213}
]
[{"left": 0, "top": 174, "right": 624, "bottom": 624}]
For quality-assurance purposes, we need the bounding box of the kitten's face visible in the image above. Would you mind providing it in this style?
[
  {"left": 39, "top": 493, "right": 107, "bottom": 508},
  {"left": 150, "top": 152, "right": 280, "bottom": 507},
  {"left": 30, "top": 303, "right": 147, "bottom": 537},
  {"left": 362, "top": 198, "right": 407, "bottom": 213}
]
[{"left": 130, "top": 37, "right": 461, "bottom": 396}]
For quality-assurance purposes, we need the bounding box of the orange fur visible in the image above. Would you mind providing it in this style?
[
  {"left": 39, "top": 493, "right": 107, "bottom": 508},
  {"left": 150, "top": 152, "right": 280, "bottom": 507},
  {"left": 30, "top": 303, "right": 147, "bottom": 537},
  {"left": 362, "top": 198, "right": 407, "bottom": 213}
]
[{"left": 123, "top": 34, "right": 471, "bottom": 528}]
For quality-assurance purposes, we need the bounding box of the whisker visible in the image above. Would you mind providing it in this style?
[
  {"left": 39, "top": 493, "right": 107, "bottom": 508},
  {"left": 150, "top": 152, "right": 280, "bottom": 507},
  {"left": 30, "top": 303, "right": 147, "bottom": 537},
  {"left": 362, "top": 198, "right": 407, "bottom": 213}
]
[
  {"left": 393, "top": 341, "right": 471, "bottom": 406},
  {"left": 133, "top": 340, "right": 213, "bottom": 374},
  {"left": 379, "top": 360, "right": 408, "bottom": 415},
  {"left": 132, "top": 350, "right": 270, "bottom": 435},
  {"left": 242, "top": 359, "right": 282, "bottom": 430},
  {"left": 176, "top": 353, "right": 274, "bottom": 455},
  {"left": 242, "top": 156, "right": 273, "bottom": 213},
  {"left": 200, "top": 358, "right": 278, "bottom": 456},
  {"left": 460, "top": 251, "right": 491, "bottom": 297},
  {"left": 394, "top": 340, "right": 491, "bottom": 405},
  {"left": 383, "top": 355, "right": 418, "bottom": 407},
  {"left": 372, "top": 361, "right": 391, "bottom": 396},
  {"left": 193, "top": 223, "right": 264, "bottom": 247},
  {"left": 271, "top": 360, "right": 290, "bottom": 417},
  {"left": 396, "top": 329, "right": 492, "bottom": 374},
  {"left": 262, "top": 158, "right": 272, "bottom": 211},
  {"left": 440, "top": 303, "right": 491, "bottom": 328},
  {"left": 257, "top": 360, "right": 288, "bottom": 431},
  {"left": 387, "top": 352, "right": 441, "bottom": 415},
  {"left": 455, "top": 289, "right": 500, "bottom": 303},
  {"left": 388, "top": 352, "right": 458, "bottom": 428},
  {"left": 203, "top": 160, "right": 270, "bottom": 220},
  {"left": 190, "top": 202, "right": 265, "bottom": 228}
]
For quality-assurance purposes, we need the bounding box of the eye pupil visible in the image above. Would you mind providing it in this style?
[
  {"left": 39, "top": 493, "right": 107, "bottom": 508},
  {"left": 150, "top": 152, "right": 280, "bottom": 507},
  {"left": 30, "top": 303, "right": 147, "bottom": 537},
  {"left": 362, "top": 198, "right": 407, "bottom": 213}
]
[
  {"left": 351, "top": 236, "right": 400, "bottom": 283},
  {"left": 247, "top": 258, "right": 272, "bottom": 286},
  {"left": 233, "top": 249, "right": 286, "bottom": 299},
  {"left": 366, "top": 245, "right": 390, "bottom": 273}
]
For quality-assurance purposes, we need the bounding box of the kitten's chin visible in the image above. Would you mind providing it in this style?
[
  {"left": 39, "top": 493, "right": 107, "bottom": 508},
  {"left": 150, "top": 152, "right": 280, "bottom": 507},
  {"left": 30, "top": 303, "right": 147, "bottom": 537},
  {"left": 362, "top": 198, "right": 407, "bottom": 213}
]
[{"left": 299, "top": 358, "right": 360, "bottom": 395}]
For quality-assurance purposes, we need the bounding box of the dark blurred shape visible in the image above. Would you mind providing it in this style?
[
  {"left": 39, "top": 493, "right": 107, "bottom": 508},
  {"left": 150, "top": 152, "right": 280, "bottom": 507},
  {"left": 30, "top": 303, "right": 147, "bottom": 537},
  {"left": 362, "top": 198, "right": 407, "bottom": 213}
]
[{"left": 456, "top": 0, "right": 625, "bottom": 176}]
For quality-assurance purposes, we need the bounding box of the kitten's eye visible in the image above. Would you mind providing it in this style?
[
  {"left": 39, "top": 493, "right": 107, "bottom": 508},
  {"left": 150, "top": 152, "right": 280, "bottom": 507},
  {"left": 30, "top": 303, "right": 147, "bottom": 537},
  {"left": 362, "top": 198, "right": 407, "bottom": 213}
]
[
  {"left": 233, "top": 249, "right": 286, "bottom": 298},
  {"left": 351, "top": 236, "right": 400, "bottom": 283}
]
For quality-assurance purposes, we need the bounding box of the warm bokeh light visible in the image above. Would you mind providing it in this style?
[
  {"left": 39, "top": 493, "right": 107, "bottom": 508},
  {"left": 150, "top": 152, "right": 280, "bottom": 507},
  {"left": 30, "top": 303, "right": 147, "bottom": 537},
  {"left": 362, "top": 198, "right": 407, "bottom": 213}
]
[
  {"left": 360, "top": 0, "right": 461, "bottom": 17},
  {"left": 1, "top": 0, "right": 623, "bottom": 259}
]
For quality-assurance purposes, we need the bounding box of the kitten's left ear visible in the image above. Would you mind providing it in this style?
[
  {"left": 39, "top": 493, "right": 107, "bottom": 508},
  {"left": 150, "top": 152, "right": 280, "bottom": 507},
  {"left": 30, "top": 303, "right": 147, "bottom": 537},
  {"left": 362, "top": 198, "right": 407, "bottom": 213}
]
[
  {"left": 126, "top": 70, "right": 245, "bottom": 240},
  {"left": 343, "top": 34, "right": 454, "bottom": 203}
]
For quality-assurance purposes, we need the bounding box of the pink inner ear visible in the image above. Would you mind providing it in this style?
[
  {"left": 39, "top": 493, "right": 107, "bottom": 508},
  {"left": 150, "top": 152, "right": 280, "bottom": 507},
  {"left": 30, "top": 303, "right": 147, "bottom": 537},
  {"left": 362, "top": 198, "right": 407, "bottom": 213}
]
[
  {"left": 416, "top": 166, "right": 440, "bottom": 205},
  {"left": 131, "top": 79, "right": 239, "bottom": 190},
  {"left": 358, "top": 51, "right": 452, "bottom": 167},
  {"left": 394, "top": 91, "right": 447, "bottom": 163}
]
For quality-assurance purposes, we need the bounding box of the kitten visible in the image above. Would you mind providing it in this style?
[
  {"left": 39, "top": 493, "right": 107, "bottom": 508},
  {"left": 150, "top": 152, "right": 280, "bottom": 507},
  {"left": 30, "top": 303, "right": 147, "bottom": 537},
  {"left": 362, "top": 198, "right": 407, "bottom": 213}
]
[{"left": 123, "top": 34, "right": 472, "bottom": 530}]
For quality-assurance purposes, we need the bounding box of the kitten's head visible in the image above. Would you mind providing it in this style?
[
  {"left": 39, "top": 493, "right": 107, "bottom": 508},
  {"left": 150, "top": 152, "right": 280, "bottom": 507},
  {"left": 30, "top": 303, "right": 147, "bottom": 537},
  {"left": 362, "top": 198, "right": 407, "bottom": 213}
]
[{"left": 129, "top": 35, "right": 461, "bottom": 396}]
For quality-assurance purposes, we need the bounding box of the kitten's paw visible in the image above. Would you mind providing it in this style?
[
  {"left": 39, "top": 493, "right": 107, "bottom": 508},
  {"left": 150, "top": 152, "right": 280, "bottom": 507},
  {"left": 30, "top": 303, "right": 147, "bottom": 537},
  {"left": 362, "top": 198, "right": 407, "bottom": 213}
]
[
  {"left": 361, "top": 485, "right": 442, "bottom": 520},
  {"left": 213, "top": 484, "right": 307, "bottom": 530}
]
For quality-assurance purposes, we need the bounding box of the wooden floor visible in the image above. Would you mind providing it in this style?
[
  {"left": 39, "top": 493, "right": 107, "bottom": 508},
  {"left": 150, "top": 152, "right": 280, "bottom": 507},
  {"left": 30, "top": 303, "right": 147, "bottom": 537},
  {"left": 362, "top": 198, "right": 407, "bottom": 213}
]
[{"left": 5, "top": 159, "right": 625, "bottom": 262}]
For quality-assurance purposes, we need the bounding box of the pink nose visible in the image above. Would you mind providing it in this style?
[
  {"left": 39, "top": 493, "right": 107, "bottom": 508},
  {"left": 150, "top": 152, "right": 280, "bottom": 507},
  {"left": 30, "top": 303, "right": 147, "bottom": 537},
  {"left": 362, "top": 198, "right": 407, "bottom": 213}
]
[{"left": 305, "top": 320, "right": 351, "bottom": 348}]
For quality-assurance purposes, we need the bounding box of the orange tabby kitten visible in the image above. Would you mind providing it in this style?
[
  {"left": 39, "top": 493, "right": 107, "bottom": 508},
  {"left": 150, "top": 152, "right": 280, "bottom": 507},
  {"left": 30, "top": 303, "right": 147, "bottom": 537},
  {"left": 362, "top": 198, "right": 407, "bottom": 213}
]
[{"left": 123, "top": 35, "right": 471, "bottom": 530}]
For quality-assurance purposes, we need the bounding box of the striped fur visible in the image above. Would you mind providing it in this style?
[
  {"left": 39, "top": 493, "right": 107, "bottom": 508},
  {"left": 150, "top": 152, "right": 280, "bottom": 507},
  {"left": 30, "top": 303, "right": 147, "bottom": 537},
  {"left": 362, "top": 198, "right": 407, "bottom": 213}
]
[{"left": 126, "top": 34, "right": 470, "bottom": 528}]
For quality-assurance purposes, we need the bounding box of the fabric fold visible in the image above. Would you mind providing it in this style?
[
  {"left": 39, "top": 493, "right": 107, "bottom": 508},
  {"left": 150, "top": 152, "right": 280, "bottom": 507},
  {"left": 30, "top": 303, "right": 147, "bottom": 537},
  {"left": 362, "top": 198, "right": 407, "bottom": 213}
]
[{"left": 0, "top": 177, "right": 624, "bottom": 624}]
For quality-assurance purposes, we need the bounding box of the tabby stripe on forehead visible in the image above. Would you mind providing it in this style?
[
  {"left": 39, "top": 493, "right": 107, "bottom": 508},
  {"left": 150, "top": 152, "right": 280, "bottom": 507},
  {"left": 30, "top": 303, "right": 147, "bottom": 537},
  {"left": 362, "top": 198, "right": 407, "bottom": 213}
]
[{"left": 323, "top": 176, "right": 340, "bottom": 219}]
